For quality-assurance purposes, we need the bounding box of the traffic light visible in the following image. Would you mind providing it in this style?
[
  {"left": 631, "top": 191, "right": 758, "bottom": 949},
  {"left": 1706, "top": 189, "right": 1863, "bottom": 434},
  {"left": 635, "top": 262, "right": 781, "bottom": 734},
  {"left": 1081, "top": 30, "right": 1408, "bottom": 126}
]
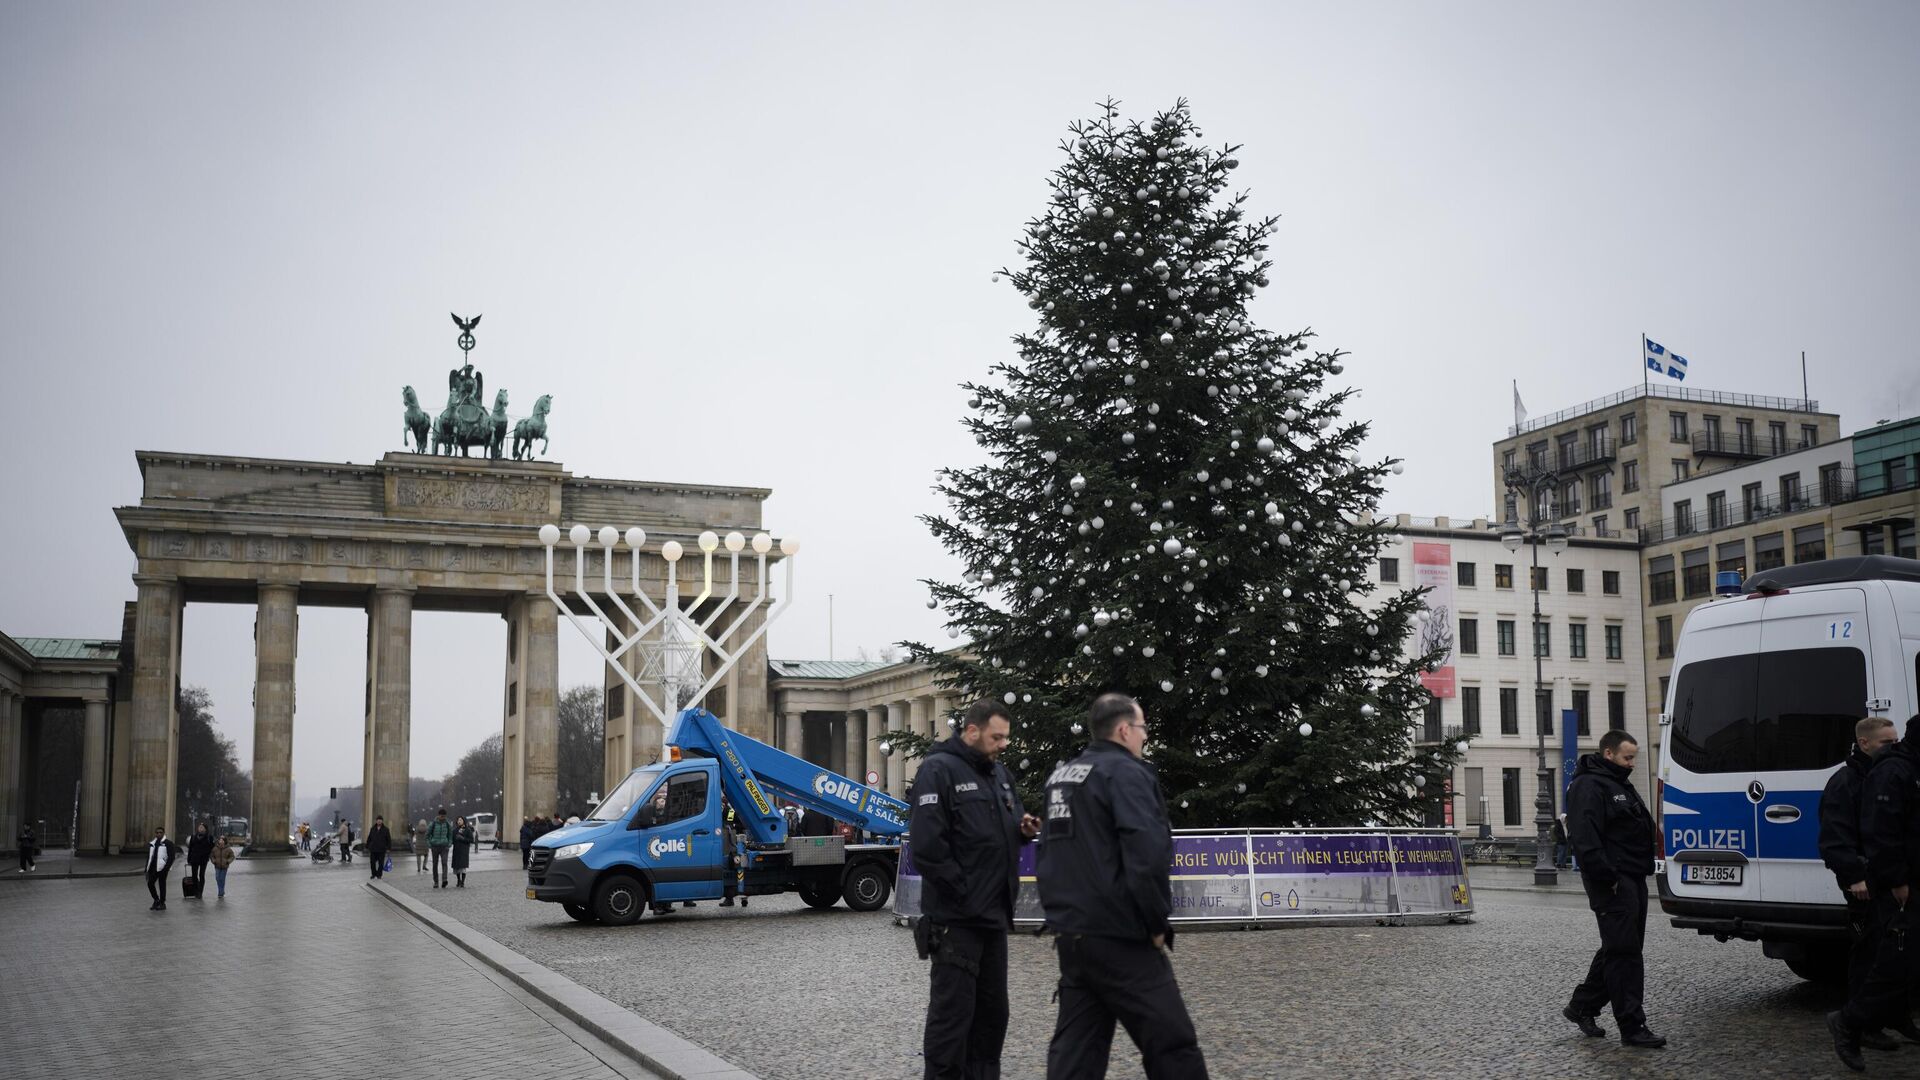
[{"left": 330, "top": 787, "right": 338, "bottom": 800}]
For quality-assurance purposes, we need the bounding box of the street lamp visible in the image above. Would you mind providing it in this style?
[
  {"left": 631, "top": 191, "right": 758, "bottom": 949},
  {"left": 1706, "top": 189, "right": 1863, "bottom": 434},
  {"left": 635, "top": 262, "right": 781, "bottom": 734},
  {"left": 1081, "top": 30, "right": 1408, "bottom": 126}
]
[{"left": 1503, "top": 463, "right": 1569, "bottom": 887}]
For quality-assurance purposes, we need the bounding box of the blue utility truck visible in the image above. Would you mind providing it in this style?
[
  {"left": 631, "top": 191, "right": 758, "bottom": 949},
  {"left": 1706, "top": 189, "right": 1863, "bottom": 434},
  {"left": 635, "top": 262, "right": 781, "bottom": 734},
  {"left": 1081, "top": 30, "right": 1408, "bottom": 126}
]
[{"left": 526, "top": 707, "right": 912, "bottom": 925}]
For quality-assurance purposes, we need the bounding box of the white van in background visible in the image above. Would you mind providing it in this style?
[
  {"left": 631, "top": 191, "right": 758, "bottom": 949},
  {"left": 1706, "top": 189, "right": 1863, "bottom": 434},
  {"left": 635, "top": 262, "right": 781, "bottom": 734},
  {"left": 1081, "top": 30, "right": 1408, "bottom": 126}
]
[
  {"left": 471, "top": 811, "right": 499, "bottom": 848},
  {"left": 1657, "top": 555, "right": 1920, "bottom": 984}
]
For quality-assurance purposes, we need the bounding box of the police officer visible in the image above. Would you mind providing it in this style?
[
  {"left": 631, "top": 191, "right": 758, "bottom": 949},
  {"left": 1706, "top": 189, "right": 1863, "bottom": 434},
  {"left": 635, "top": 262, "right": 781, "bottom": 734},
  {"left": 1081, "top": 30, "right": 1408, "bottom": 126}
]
[
  {"left": 1037, "top": 692, "right": 1207, "bottom": 1080},
  {"left": 1819, "top": 717, "right": 1904, "bottom": 1056},
  {"left": 1563, "top": 729, "right": 1666, "bottom": 1048},
  {"left": 909, "top": 699, "right": 1039, "bottom": 1080},
  {"left": 1831, "top": 714, "right": 1920, "bottom": 1071}
]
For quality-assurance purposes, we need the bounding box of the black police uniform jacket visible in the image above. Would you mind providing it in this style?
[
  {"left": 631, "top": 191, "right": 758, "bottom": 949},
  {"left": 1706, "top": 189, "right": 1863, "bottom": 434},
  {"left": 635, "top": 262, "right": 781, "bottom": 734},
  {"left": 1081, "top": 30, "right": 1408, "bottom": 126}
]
[
  {"left": 1037, "top": 740, "right": 1174, "bottom": 941},
  {"left": 1565, "top": 753, "right": 1656, "bottom": 889},
  {"left": 909, "top": 736, "right": 1027, "bottom": 930},
  {"left": 1862, "top": 721, "right": 1920, "bottom": 892},
  {"left": 1818, "top": 744, "right": 1875, "bottom": 892}
]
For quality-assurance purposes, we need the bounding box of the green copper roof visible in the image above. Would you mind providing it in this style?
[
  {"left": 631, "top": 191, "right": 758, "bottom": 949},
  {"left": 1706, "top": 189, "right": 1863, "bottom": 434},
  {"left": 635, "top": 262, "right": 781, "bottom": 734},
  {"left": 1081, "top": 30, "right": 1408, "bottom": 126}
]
[
  {"left": 13, "top": 637, "right": 121, "bottom": 662},
  {"left": 769, "top": 659, "right": 895, "bottom": 680}
]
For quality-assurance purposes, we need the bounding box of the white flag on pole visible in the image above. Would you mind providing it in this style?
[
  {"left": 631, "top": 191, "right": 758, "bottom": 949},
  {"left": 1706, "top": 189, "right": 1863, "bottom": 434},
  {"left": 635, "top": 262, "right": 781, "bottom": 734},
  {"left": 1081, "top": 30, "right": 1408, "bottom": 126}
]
[{"left": 1513, "top": 381, "right": 1527, "bottom": 427}]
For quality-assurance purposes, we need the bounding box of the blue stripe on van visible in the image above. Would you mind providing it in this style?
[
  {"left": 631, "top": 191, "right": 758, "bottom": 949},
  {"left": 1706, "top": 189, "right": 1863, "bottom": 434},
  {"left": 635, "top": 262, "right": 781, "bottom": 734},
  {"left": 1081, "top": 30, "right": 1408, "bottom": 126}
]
[{"left": 1662, "top": 786, "right": 1756, "bottom": 857}]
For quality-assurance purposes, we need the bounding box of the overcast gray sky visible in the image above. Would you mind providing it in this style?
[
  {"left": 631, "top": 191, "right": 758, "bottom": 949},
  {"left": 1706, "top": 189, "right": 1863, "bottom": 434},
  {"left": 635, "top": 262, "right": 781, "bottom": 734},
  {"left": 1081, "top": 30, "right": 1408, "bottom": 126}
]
[{"left": 3, "top": 3, "right": 1915, "bottom": 801}]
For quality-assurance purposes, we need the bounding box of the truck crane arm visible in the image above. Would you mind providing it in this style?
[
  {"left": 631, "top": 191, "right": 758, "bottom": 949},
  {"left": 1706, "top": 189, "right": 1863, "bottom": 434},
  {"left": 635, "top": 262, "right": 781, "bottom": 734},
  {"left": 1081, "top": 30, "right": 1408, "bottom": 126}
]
[{"left": 666, "top": 707, "right": 910, "bottom": 845}]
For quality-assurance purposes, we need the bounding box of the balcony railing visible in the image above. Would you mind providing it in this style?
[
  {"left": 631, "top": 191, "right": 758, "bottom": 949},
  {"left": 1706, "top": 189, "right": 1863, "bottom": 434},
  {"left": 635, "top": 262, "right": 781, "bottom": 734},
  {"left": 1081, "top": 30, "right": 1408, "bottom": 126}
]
[
  {"left": 1692, "top": 432, "right": 1770, "bottom": 460},
  {"left": 1508, "top": 383, "right": 1820, "bottom": 438},
  {"left": 1640, "top": 470, "right": 1857, "bottom": 544},
  {"left": 1554, "top": 434, "right": 1618, "bottom": 471}
]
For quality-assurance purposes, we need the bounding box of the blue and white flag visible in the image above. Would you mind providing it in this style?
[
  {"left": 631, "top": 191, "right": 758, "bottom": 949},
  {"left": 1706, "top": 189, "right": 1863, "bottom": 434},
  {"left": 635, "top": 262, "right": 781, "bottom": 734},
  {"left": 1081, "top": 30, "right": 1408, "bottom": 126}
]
[{"left": 1644, "top": 337, "right": 1689, "bottom": 382}]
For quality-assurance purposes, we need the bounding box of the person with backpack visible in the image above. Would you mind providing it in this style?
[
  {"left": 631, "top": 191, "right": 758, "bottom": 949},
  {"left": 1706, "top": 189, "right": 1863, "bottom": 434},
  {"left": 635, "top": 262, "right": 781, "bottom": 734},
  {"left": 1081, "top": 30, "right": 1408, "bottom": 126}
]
[
  {"left": 366, "top": 816, "right": 392, "bottom": 880},
  {"left": 185, "top": 821, "right": 215, "bottom": 897},
  {"left": 427, "top": 808, "right": 454, "bottom": 888},
  {"left": 451, "top": 815, "right": 476, "bottom": 887},
  {"left": 210, "top": 835, "right": 236, "bottom": 898}
]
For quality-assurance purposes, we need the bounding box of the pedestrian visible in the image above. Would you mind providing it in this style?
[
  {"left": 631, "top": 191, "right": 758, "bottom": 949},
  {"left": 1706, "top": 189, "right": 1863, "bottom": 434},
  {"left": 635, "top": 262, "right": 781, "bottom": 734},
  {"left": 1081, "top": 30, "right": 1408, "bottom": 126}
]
[
  {"left": 211, "top": 834, "right": 235, "bottom": 898},
  {"left": 427, "top": 807, "right": 454, "bottom": 888},
  {"left": 338, "top": 819, "right": 353, "bottom": 864},
  {"left": 1830, "top": 714, "right": 1920, "bottom": 1071},
  {"left": 1552, "top": 813, "right": 1570, "bottom": 869},
  {"left": 414, "top": 819, "right": 430, "bottom": 872},
  {"left": 16, "top": 822, "right": 36, "bottom": 872},
  {"left": 185, "top": 821, "right": 215, "bottom": 897},
  {"left": 144, "top": 826, "right": 177, "bottom": 910},
  {"left": 720, "top": 801, "right": 742, "bottom": 907},
  {"left": 519, "top": 816, "right": 535, "bottom": 869},
  {"left": 1563, "top": 730, "right": 1665, "bottom": 1048},
  {"left": 451, "top": 815, "right": 475, "bottom": 887},
  {"left": 298, "top": 822, "right": 311, "bottom": 852},
  {"left": 1819, "top": 716, "right": 1906, "bottom": 1056},
  {"left": 1036, "top": 692, "right": 1207, "bottom": 1080},
  {"left": 909, "top": 698, "right": 1041, "bottom": 1080},
  {"left": 366, "top": 815, "right": 392, "bottom": 880}
]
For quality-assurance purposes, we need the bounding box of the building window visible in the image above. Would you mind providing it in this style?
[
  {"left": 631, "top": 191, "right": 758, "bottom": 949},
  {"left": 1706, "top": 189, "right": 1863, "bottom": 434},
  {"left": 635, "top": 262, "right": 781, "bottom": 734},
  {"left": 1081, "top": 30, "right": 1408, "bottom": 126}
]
[
  {"left": 1537, "top": 689, "right": 1554, "bottom": 735},
  {"left": 1379, "top": 557, "right": 1399, "bottom": 583},
  {"left": 1781, "top": 473, "right": 1803, "bottom": 510},
  {"left": 1605, "top": 623, "right": 1624, "bottom": 660},
  {"left": 1462, "top": 686, "right": 1481, "bottom": 735},
  {"left": 508, "top": 681, "right": 518, "bottom": 716},
  {"left": 1573, "top": 689, "right": 1591, "bottom": 736},
  {"left": 1557, "top": 433, "right": 1579, "bottom": 471},
  {"left": 1592, "top": 515, "right": 1608, "bottom": 535},
  {"left": 1707, "top": 491, "right": 1728, "bottom": 529},
  {"left": 1793, "top": 524, "right": 1827, "bottom": 563},
  {"left": 1742, "top": 481, "right": 1763, "bottom": 520},
  {"left": 1567, "top": 568, "right": 1585, "bottom": 593},
  {"left": 1821, "top": 462, "right": 1846, "bottom": 504},
  {"left": 1459, "top": 619, "right": 1479, "bottom": 655},
  {"left": 1608, "top": 689, "right": 1627, "bottom": 731},
  {"left": 1735, "top": 418, "right": 1754, "bottom": 453},
  {"left": 1657, "top": 616, "right": 1674, "bottom": 659},
  {"left": 1500, "top": 688, "right": 1519, "bottom": 735},
  {"left": 1671, "top": 412, "right": 1689, "bottom": 441},
  {"left": 1464, "top": 767, "right": 1484, "bottom": 824},
  {"left": 1673, "top": 459, "right": 1691, "bottom": 482},
  {"left": 1533, "top": 620, "right": 1551, "bottom": 658},
  {"left": 1660, "top": 675, "right": 1670, "bottom": 706},
  {"left": 607, "top": 684, "right": 625, "bottom": 719},
  {"left": 1561, "top": 480, "right": 1582, "bottom": 517},
  {"left": 1495, "top": 564, "right": 1514, "bottom": 589},
  {"left": 1703, "top": 415, "right": 1721, "bottom": 442},
  {"left": 1603, "top": 570, "right": 1621, "bottom": 595},
  {"left": 1769, "top": 420, "right": 1787, "bottom": 454},
  {"left": 1754, "top": 532, "right": 1786, "bottom": 572},
  {"left": 1889, "top": 457, "right": 1912, "bottom": 493},
  {"left": 1717, "top": 540, "right": 1746, "bottom": 580},
  {"left": 1570, "top": 623, "right": 1588, "bottom": 659},
  {"left": 1624, "top": 507, "right": 1640, "bottom": 532},
  {"left": 1674, "top": 499, "right": 1694, "bottom": 536},
  {"left": 1622, "top": 461, "right": 1639, "bottom": 493},
  {"left": 1504, "top": 449, "right": 1517, "bottom": 472},
  {"left": 1649, "top": 555, "right": 1676, "bottom": 604},
  {"left": 1621, "top": 413, "right": 1637, "bottom": 445},
  {"left": 1458, "top": 562, "right": 1477, "bottom": 587},
  {"left": 1589, "top": 472, "right": 1612, "bottom": 511},
  {"left": 1497, "top": 620, "right": 1516, "bottom": 657},
  {"left": 1531, "top": 565, "right": 1549, "bottom": 591},
  {"left": 1682, "top": 547, "right": 1711, "bottom": 599},
  {"left": 1503, "top": 768, "right": 1522, "bottom": 826},
  {"left": 1801, "top": 423, "right": 1818, "bottom": 449},
  {"left": 1893, "top": 520, "right": 1916, "bottom": 559},
  {"left": 1528, "top": 442, "right": 1547, "bottom": 469},
  {"left": 1423, "top": 699, "right": 1444, "bottom": 742}
]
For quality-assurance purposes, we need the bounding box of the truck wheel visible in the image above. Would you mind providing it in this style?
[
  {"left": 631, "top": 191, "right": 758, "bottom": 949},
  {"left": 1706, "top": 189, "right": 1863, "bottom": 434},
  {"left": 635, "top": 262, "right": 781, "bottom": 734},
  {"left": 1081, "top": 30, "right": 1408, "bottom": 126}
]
[
  {"left": 797, "top": 884, "right": 839, "bottom": 909},
  {"left": 1784, "top": 953, "right": 1849, "bottom": 986},
  {"left": 593, "top": 875, "right": 647, "bottom": 926},
  {"left": 842, "top": 864, "right": 892, "bottom": 912},
  {"left": 562, "top": 901, "right": 596, "bottom": 923}
]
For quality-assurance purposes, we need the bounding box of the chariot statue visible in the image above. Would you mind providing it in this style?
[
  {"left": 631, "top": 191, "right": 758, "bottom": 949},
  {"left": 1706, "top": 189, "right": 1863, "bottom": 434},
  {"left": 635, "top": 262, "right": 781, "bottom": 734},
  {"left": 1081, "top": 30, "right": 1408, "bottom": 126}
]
[{"left": 398, "top": 313, "right": 554, "bottom": 460}]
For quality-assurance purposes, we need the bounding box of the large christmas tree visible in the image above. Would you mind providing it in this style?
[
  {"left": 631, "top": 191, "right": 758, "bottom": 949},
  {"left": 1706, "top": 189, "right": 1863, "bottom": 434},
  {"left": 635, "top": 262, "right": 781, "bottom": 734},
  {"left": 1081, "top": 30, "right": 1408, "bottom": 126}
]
[{"left": 902, "top": 100, "right": 1461, "bottom": 827}]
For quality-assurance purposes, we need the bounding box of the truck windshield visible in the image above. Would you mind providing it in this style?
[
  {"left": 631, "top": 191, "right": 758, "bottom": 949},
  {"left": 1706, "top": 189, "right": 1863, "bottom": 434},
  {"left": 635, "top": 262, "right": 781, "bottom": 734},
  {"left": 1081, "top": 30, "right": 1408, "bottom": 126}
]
[{"left": 587, "top": 769, "right": 657, "bottom": 822}]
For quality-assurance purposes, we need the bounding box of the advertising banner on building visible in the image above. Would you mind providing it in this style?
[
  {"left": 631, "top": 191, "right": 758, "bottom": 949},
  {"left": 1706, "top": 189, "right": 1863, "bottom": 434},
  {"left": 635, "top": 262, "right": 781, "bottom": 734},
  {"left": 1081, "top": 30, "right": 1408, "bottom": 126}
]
[
  {"left": 896, "top": 830, "right": 1474, "bottom": 926},
  {"left": 1413, "top": 542, "right": 1456, "bottom": 698}
]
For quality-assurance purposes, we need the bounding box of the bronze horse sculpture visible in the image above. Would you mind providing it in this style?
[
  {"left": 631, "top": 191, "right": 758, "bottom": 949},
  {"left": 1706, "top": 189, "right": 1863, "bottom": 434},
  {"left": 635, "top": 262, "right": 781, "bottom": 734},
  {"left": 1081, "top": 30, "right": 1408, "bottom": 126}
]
[
  {"left": 434, "top": 387, "right": 510, "bottom": 458},
  {"left": 512, "top": 395, "right": 552, "bottom": 461},
  {"left": 401, "top": 386, "right": 432, "bottom": 452}
]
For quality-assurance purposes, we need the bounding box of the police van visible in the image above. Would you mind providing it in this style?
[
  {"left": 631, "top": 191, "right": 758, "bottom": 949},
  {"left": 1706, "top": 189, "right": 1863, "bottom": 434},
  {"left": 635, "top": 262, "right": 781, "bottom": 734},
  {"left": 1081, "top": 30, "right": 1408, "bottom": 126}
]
[{"left": 1657, "top": 555, "right": 1920, "bottom": 983}]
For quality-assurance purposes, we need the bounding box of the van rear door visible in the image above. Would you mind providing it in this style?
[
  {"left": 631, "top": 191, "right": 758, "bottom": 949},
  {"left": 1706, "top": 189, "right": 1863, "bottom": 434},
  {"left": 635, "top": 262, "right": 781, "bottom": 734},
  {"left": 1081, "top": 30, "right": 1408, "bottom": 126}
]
[
  {"left": 1750, "top": 588, "right": 1874, "bottom": 906},
  {"left": 1662, "top": 599, "right": 1762, "bottom": 903}
]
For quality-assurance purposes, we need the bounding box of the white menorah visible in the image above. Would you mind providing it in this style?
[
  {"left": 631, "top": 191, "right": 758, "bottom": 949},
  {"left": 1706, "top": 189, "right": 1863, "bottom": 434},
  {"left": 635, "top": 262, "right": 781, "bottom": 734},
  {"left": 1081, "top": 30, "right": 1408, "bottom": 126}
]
[{"left": 538, "top": 523, "right": 798, "bottom": 728}]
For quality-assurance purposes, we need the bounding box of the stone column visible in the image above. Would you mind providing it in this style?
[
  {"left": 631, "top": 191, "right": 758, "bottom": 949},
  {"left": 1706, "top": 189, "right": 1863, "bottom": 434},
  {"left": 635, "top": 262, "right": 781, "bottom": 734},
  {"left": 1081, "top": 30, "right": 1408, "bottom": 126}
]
[
  {"left": 78, "top": 698, "right": 110, "bottom": 854},
  {"left": 865, "top": 708, "right": 885, "bottom": 788},
  {"left": 367, "top": 586, "right": 413, "bottom": 841},
  {"left": 784, "top": 712, "right": 805, "bottom": 759},
  {"left": 885, "top": 701, "right": 908, "bottom": 798},
  {"left": 932, "top": 695, "right": 955, "bottom": 740},
  {"left": 906, "top": 696, "right": 934, "bottom": 787},
  {"left": 127, "top": 575, "right": 181, "bottom": 847},
  {"left": 0, "top": 690, "right": 17, "bottom": 853},
  {"left": 844, "top": 709, "right": 865, "bottom": 782},
  {"left": 522, "top": 594, "right": 560, "bottom": 817},
  {"left": 248, "top": 583, "right": 299, "bottom": 854}
]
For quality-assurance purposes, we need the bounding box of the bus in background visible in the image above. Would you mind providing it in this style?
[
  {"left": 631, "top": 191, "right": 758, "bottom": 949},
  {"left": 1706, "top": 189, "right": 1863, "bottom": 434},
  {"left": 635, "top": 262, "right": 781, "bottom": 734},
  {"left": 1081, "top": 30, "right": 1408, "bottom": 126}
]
[{"left": 472, "top": 811, "right": 499, "bottom": 848}]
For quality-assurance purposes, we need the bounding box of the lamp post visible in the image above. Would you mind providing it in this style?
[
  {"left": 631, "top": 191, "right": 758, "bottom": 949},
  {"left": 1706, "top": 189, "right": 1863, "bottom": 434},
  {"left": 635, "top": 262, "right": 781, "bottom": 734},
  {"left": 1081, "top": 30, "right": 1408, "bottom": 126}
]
[{"left": 1502, "top": 464, "right": 1569, "bottom": 887}]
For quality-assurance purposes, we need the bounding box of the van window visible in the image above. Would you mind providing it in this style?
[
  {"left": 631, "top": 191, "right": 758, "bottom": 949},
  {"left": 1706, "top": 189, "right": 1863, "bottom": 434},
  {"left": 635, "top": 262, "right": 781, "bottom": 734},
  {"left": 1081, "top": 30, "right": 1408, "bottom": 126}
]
[
  {"left": 1754, "top": 648, "right": 1866, "bottom": 772},
  {"left": 1668, "top": 654, "right": 1760, "bottom": 774}
]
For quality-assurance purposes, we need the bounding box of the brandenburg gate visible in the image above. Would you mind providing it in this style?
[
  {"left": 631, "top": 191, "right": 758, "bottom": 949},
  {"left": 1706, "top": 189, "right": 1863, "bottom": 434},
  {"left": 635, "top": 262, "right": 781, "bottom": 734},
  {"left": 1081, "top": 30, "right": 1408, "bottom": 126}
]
[{"left": 114, "top": 450, "right": 773, "bottom": 851}]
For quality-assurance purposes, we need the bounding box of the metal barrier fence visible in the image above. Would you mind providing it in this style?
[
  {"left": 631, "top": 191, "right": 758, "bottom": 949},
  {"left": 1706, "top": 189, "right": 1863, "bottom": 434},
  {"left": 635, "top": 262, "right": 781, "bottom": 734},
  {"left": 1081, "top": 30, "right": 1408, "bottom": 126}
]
[{"left": 895, "top": 827, "right": 1474, "bottom": 926}]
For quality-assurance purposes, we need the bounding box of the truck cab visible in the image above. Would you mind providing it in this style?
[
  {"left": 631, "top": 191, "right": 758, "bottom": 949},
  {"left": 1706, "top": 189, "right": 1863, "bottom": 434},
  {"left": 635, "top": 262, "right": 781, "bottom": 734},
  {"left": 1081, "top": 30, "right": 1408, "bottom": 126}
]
[{"left": 526, "top": 708, "right": 906, "bottom": 925}]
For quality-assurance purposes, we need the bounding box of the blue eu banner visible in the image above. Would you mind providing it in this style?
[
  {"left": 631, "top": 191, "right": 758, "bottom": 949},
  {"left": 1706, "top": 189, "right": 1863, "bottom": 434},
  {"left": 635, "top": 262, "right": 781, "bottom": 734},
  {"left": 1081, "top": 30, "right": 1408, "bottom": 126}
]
[{"left": 1560, "top": 709, "right": 1579, "bottom": 809}]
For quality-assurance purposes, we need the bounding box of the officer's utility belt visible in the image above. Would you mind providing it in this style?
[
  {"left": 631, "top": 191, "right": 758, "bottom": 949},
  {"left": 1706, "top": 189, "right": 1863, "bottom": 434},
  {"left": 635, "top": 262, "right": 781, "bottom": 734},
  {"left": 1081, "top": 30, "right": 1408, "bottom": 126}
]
[{"left": 913, "top": 919, "right": 980, "bottom": 976}]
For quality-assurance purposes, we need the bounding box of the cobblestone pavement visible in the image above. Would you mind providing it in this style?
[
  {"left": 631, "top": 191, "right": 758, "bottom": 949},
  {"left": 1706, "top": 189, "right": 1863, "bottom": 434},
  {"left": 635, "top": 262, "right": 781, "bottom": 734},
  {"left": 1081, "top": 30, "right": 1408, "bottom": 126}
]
[
  {"left": 396, "top": 859, "right": 1891, "bottom": 1080},
  {"left": 0, "top": 849, "right": 659, "bottom": 1080}
]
